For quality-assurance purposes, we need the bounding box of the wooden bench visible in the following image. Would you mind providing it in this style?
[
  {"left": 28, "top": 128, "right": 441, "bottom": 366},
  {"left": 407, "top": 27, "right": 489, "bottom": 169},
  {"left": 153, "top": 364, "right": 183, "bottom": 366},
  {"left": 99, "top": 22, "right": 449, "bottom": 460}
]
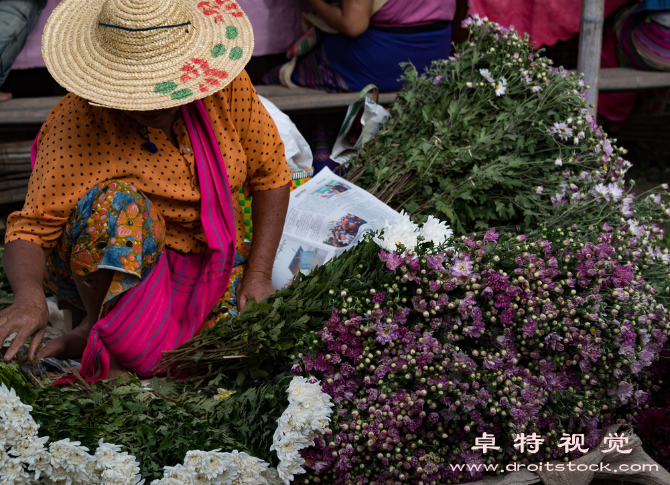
[
  {"left": 3, "top": 68, "right": 670, "bottom": 127},
  {"left": 599, "top": 67, "right": 670, "bottom": 92},
  {"left": 0, "top": 85, "right": 399, "bottom": 127}
]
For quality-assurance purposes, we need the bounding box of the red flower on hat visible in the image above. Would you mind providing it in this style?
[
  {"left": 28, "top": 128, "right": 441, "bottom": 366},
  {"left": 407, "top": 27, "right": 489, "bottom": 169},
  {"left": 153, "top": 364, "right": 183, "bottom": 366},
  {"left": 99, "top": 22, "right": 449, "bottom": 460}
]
[
  {"left": 197, "top": 0, "right": 244, "bottom": 20},
  {"left": 180, "top": 58, "right": 228, "bottom": 87}
]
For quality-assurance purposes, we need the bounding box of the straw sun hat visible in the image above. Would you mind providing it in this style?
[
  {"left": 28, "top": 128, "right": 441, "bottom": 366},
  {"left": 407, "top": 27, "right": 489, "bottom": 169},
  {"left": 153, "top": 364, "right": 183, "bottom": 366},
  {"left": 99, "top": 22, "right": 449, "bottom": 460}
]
[{"left": 42, "top": 0, "right": 254, "bottom": 111}]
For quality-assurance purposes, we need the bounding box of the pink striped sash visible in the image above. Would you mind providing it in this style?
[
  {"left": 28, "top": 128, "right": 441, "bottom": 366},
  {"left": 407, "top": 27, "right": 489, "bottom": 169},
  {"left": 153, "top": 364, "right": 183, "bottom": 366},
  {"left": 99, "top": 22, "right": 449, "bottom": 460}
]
[{"left": 75, "top": 100, "right": 236, "bottom": 380}]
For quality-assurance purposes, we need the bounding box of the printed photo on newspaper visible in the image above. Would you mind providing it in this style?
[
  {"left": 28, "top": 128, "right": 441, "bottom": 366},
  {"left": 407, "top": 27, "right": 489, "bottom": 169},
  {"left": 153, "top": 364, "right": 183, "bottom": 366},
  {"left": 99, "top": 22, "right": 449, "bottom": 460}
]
[{"left": 272, "top": 167, "right": 400, "bottom": 289}]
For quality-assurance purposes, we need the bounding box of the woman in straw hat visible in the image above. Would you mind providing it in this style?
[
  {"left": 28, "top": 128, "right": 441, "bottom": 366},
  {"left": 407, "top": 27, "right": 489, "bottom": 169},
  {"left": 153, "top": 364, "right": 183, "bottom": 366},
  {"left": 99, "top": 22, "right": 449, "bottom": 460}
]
[{"left": 0, "top": 0, "right": 291, "bottom": 380}]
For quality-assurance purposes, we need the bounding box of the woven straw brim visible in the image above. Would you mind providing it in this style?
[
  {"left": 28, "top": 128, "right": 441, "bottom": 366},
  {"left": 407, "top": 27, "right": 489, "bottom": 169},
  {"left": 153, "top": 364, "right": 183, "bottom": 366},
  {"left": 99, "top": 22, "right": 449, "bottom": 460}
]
[{"left": 42, "top": 0, "right": 254, "bottom": 111}]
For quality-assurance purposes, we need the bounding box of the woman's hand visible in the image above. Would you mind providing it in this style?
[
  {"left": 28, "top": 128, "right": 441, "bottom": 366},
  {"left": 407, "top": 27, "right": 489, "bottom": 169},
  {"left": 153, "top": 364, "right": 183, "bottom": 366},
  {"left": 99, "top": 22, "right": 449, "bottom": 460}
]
[
  {"left": 0, "top": 294, "right": 49, "bottom": 361},
  {"left": 0, "top": 240, "right": 52, "bottom": 361},
  {"left": 236, "top": 270, "right": 276, "bottom": 311}
]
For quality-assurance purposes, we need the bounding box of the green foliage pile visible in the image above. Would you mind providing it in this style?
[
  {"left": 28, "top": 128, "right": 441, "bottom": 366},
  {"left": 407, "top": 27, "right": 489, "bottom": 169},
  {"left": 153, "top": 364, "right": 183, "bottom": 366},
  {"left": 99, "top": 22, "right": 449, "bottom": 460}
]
[
  {"left": 0, "top": 360, "right": 37, "bottom": 404},
  {"left": 0, "top": 356, "right": 291, "bottom": 481},
  {"left": 0, "top": 236, "right": 393, "bottom": 479},
  {"left": 163, "top": 238, "right": 391, "bottom": 383},
  {"left": 0, "top": 238, "right": 394, "bottom": 479},
  {"left": 346, "top": 20, "right": 638, "bottom": 234},
  {"left": 0, "top": 235, "right": 393, "bottom": 479}
]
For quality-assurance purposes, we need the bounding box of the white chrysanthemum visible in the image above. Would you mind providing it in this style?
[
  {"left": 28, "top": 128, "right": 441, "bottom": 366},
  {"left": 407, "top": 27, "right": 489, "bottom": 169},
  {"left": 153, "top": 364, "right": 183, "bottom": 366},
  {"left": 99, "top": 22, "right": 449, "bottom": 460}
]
[
  {"left": 479, "top": 68, "right": 494, "bottom": 83},
  {"left": 162, "top": 464, "right": 196, "bottom": 484},
  {"left": 100, "top": 468, "right": 145, "bottom": 485},
  {"left": 272, "top": 377, "right": 334, "bottom": 484},
  {"left": 272, "top": 430, "right": 313, "bottom": 462},
  {"left": 94, "top": 440, "right": 123, "bottom": 466},
  {"left": 494, "top": 76, "right": 507, "bottom": 96},
  {"left": 145, "top": 450, "right": 276, "bottom": 485},
  {"left": 549, "top": 122, "right": 573, "bottom": 141},
  {"left": 8, "top": 434, "right": 49, "bottom": 459},
  {"left": 373, "top": 211, "right": 419, "bottom": 251},
  {"left": 49, "top": 438, "right": 96, "bottom": 485},
  {"left": 262, "top": 467, "right": 284, "bottom": 485},
  {"left": 420, "top": 215, "right": 453, "bottom": 246},
  {"left": 224, "top": 450, "right": 274, "bottom": 485},
  {"left": 7, "top": 434, "right": 52, "bottom": 479},
  {"left": 277, "top": 403, "right": 331, "bottom": 437},
  {"left": 285, "top": 377, "right": 323, "bottom": 405},
  {"left": 184, "top": 449, "right": 234, "bottom": 480},
  {"left": 149, "top": 479, "right": 183, "bottom": 485},
  {"left": 190, "top": 473, "right": 211, "bottom": 485},
  {"left": 276, "top": 453, "right": 306, "bottom": 484},
  {"left": 28, "top": 449, "right": 54, "bottom": 481},
  {"left": 278, "top": 377, "right": 334, "bottom": 434},
  {"left": 0, "top": 456, "right": 32, "bottom": 484},
  {"left": 0, "top": 383, "right": 39, "bottom": 443},
  {"left": 0, "top": 383, "right": 30, "bottom": 411},
  {"left": 94, "top": 440, "right": 142, "bottom": 480}
]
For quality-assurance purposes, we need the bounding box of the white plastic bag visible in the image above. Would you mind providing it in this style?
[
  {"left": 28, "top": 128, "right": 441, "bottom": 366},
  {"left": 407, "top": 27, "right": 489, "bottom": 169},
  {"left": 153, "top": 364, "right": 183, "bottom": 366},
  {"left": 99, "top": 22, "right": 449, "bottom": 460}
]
[{"left": 258, "top": 95, "right": 313, "bottom": 172}]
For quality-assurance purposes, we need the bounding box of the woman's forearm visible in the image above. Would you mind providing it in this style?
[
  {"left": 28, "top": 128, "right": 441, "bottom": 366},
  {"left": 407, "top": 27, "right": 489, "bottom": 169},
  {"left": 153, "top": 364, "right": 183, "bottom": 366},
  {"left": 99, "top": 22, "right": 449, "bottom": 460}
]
[
  {"left": 247, "top": 184, "right": 290, "bottom": 276},
  {"left": 308, "top": 0, "right": 373, "bottom": 38},
  {"left": 3, "top": 240, "right": 50, "bottom": 299},
  {"left": 309, "top": 0, "right": 346, "bottom": 31}
]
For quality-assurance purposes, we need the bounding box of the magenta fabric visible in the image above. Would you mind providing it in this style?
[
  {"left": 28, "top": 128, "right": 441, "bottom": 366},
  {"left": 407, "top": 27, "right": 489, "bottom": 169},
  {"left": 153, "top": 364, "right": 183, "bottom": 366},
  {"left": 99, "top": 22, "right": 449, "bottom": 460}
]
[
  {"left": 371, "top": 0, "right": 455, "bottom": 27},
  {"left": 51, "top": 100, "right": 237, "bottom": 381},
  {"left": 30, "top": 131, "right": 39, "bottom": 169},
  {"left": 469, "top": 0, "right": 631, "bottom": 48}
]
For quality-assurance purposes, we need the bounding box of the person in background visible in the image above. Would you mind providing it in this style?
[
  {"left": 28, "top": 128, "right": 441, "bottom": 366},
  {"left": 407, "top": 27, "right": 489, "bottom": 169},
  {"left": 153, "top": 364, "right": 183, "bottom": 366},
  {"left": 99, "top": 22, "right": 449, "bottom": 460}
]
[
  {"left": 263, "top": 0, "right": 455, "bottom": 93},
  {"left": 0, "top": 0, "right": 48, "bottom": 101}
]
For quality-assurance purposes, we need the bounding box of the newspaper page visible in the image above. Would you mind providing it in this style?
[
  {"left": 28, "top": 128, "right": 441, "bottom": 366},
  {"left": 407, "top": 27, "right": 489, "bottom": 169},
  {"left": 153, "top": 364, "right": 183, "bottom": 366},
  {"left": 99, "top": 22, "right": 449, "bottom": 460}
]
[{"left": 272, "top": 167, "right": 400, "bottom": 289}]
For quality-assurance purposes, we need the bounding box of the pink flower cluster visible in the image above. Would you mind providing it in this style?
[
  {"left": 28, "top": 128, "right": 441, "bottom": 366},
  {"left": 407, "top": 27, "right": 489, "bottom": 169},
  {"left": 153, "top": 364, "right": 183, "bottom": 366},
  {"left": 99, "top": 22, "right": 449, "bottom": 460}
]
[{"left": 291, "top": 226, "right": 669, "bottom": 484}]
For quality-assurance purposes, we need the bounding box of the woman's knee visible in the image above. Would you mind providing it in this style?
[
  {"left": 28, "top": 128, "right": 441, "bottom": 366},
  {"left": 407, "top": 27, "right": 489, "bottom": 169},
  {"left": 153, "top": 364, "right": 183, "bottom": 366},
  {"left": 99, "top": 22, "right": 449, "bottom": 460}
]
[
  {"left": 66, "top": 180, "right": 166, "bottom": 276},
  {"left": 77, "top": 180, "right": 165, "bottom": 240}
]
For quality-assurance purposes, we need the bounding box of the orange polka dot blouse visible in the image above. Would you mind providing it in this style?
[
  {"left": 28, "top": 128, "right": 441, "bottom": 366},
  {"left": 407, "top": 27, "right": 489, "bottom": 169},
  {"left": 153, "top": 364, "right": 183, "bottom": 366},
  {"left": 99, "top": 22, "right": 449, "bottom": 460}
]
[{"left": 5, "top": 70, "right": 291, "bottom": 254}]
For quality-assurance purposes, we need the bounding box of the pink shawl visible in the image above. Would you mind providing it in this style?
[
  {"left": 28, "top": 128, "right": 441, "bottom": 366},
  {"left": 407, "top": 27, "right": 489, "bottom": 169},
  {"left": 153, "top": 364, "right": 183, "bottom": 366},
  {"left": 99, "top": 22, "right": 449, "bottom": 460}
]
[{"left": 33, "top": 100, "right": 236, "bottom": 381}]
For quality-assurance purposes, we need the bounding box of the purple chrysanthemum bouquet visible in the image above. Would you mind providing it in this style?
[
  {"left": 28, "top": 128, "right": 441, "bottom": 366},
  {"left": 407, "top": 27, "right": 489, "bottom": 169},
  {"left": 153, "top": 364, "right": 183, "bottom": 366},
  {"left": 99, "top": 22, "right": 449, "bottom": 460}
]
[{"left": 289, "top": 217, "right": 669, "bottom": 485}]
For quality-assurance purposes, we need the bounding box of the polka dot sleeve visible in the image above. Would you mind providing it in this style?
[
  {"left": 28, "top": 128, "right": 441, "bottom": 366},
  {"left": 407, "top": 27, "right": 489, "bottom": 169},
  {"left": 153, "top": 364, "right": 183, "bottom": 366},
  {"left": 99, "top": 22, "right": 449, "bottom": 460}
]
[
  {"left": 5, "top": 96, "right": 116, "bottom": 248},
  {"left": 224, "top": 72, "right": 291, "bottom": 197}
]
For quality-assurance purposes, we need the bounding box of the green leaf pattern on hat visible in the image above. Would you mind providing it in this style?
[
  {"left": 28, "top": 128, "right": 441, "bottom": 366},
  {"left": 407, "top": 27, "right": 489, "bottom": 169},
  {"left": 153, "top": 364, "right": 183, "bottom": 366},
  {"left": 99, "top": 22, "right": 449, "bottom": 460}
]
[{"left": 153, "top": 25, "right": 243, "bottom": 100}]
